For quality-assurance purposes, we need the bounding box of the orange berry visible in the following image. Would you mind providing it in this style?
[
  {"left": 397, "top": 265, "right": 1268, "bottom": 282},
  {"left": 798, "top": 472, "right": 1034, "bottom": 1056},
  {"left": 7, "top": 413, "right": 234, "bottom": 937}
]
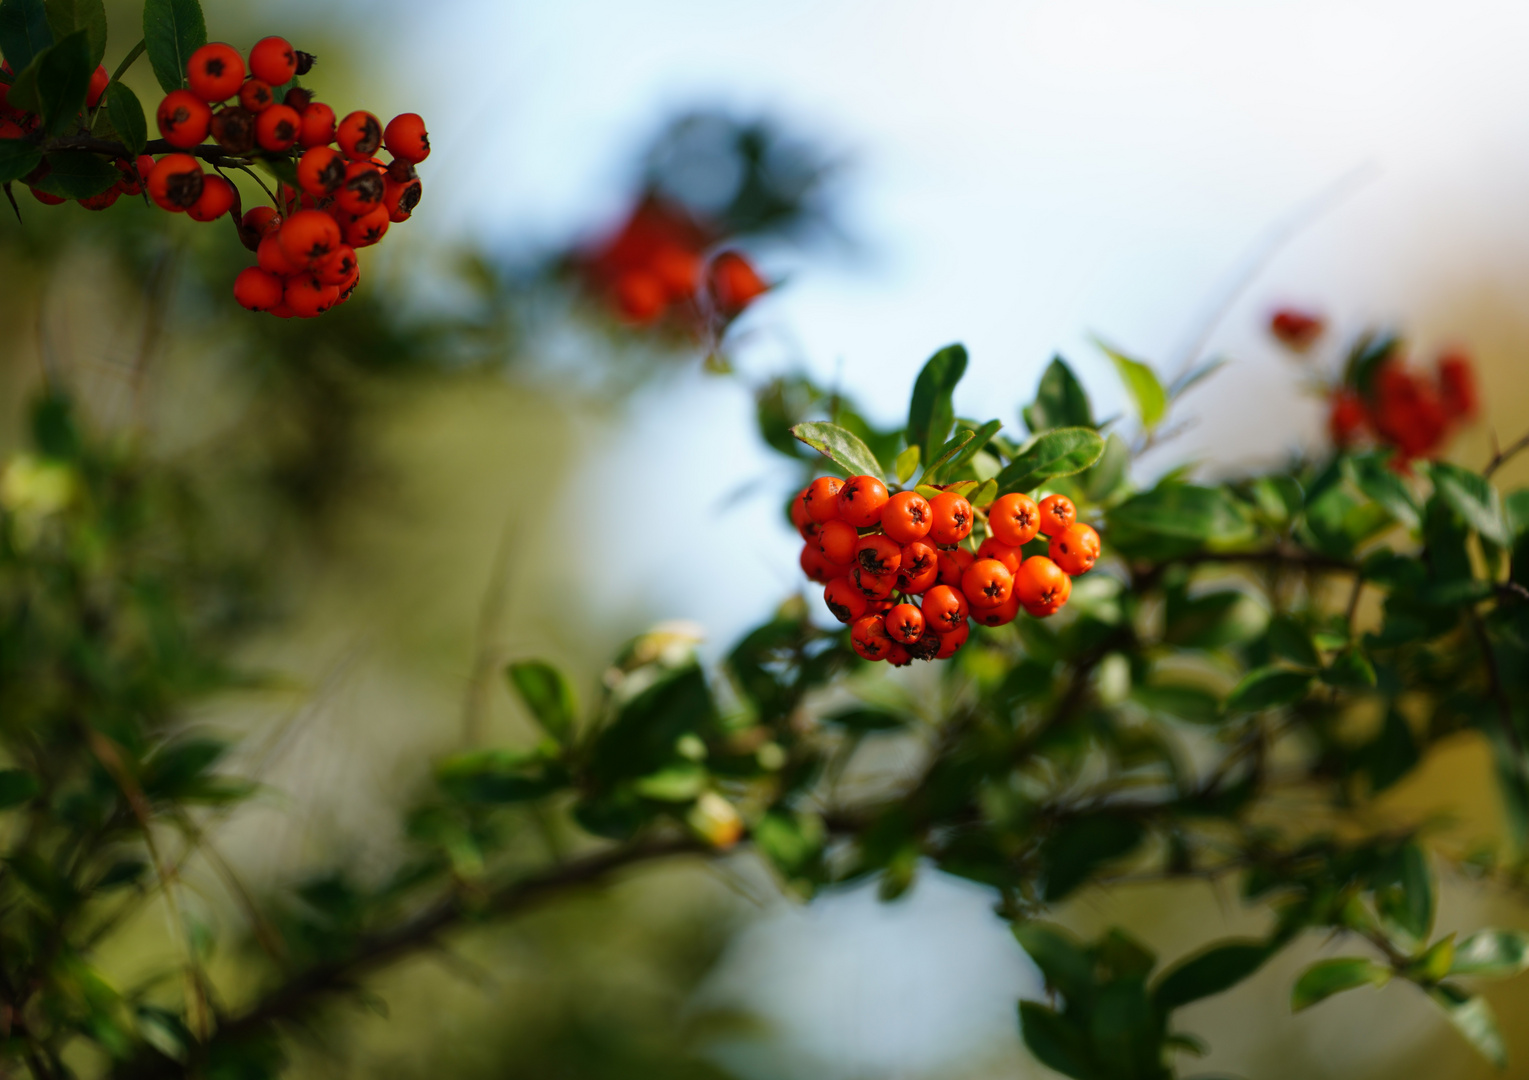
[
  {"left": 233, "top": 266, "right": 284, "bottom": 311},
  {"left": 334, "top": 160, "right": 384, "bottom": 216},
  {"left": 186, "top": 173, "right": 235, "bottom": 221},
  {"left": 278, "top": 208, "right": 342, "bottom": 265},
  {"left": 283, "top": 274, "right": 338, "bottom": 319},
  {"left": 86, "top": 65, "right": 108, "bottom": 108},
  {"left": 187, "top": 43, "right": 245, "bottom": 101},
  {"left": 238, "top": 78, "right": 274, "bottom": 113},
  {"left": 850, "top": 614, "right": 893, "bottom": 662},
  {"left": 837, "top": 475, "right": 889, "bottom": 528},
  {"left": 383, "top": 112, "right": 430, "bottom": 163},
  {"left": 615, "top": 270, "right": 665, "bottom": 322},
  {"left": 650, "top": 244, "right": 700, "bottom": 300},
  {"left": 884, "top": 603, "right": 925, "bottom": 645},
  {"left": 972, "top": 592, "right": 1021, "bottom": 628},
  {"left": 297, "top": 145, "right": 346, "bottom": 198},
  {"left": 315, "top": 245, "right": 357, "bottom": 286},
  {"left": 383, "top": 169, "right": 421, "bottom": 222},
  {"left": 922, "top": 585, "right": 969, "bottom": 635},
  {"left": 299, "top": 101, "right": 337, "bottom": 147},
  {"left": 790, "top": 488, "right": 819, "bottom": 541},
  {"left": 886, "top": 643, "right": 913, "bottom": 667},
  {"left": 156, "top": 90, "right": 211, "bottom": 148},
  {"left": 799, "top": 543, "right": 836, "bottom": 584},
  {"left": 1014, "top": 556, "right": 1072, "bottom": 617},
  {"left": 1048, "top": 523, "right": 1101, "bottom": 576},
  {"left": 976, "top": 536, "right": 1022, "bottom": 575},
  {"left": 817, "top": 520, "right": 858, "bottom": 565},
  {"left": 249, "top": 36, "right": 297, "bottom": 86},
  {"left": 824, "top": 578, "right": 868, "bottom": 624},
  {"left": 988, "top": 493, "right": 1041, "bottom": 547},
  {"left": 896, "top": 541, "right": 938, "bottom": 595},
  {"left": 255, "top": 104, "right": 301, "bottom": 151},
  {"left": 209, "top": 105, "right": 255, "bottom": 153},
  {"left": 936, "top": 547, "right": 973, "bottom": 587},
  {"left": 341, "top": 205, "right": 389, "bottom": 248},
  {"left": 801, "top": 477, "right": 844, "bottom": 523},
  {"left": 881, "top": 490, "right": 932, "bottom": 544},
  {"left": 336, "top": 110, "right": 383, "bottom": 160},
  {"left": 854, "top": 534, "right": 901, "bottom": 577},
  {"left": 961, "top": 558, "right": 1014, "bottom": 609},
  {"left": 258, "top": 231, "right": 302, "bottom": 276},
  {"left": 850, "top": 564, "right": 896, "bottom": 601},
  {"left": 708, "top": 250, "right": 766, "bottom": 314},
  {"left": 927, "top": 492, "right": 973, "bottom": 546},
  {"left": 935, "top": 623, "right": 970, "bottom": 658},
  {"left": 1037, "top": 494, "right": 1076, "bottom": 538},
  {"left": 146, "top": 153, "right": 203, "bottom": 211}
]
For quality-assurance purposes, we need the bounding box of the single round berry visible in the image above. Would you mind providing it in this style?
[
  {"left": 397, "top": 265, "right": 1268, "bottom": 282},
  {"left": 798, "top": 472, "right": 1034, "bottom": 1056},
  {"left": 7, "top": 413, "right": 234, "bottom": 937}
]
[
  {"left": 383, "top": 112, "right": 430, "bottom": 163},
  {"left": 881, "top": 490, "right": 932, "bottom": 544},
  {"left": 299, "top": 102, "right": 337, "bottom": 147},
  {"left": 1037, "top": 494, "right": 1077, "bottom": 539},
  {"left": 336, "top": 110, "right": 383, "bottom": 160},
  {"left": 238, "top": 78, "right": 274, "bottom": 113},
  {"left": 233, "top": 266, "right": 284, "bottom": 311},
  {"left": 297, "top": 145, "right": 346, "bottom": 198},
  {"left": 896, "top": 541, "right": 938, "bottom": 594},
  {"left": 210, "top": 106, "right": 256, "bottom": 153},
  {"left": 146, "top": 154, "right": 203, "bottom": 212},
  {"left": 383, "top": 170, "right": 421, "bottom": 221},
  {"left": 922, "top": 585, "right": 969, "bottom": 635},
  {"left": 824, "top": 577, "right": 868, "bottom": 624},
  {"left": 885, "top": 643, "right": 913, "bottom": 667},
  {"left": 315, "top": 245, "right": 357, "bottom": 287},
  {"left": 708, "top": 250, "right": 766, "bottom": 314},
  {"left": 850, "top": 614, "right": 893, "bottom": 662},
  {"left": 973, "top": 593, "right": 1021, "bottom": 628},
  {"left": 78, "top": 186, "right": 119, "bottom": 211},
  {"left": 851, "top": 565, "right": 896, "bottom": 601},
  {"left": 249, "top": 36, "right": 297, "bottom": 86},
  {"left": 187, "top": 173, "right": 236, "bottom": 221},
  {"left": 278, "top": 208, "right": 341, "bottom": 265},
  {"left": 935, "top": 623, "right": 970, "bottom": 659},
  {"left": 884, "top": 603, "right": 925, "bottom": 645},
  {"left": 988, "top": 493, "right": 1041, "bottom": 547},
  {"left": 790, "top": 488, "right": 817, "bottom": 540},
  {"left": 86, "top": 65, "right": 109, "bottom": 108},
  {"left": 936, "top": 547, "right": 973, "bottom": 587},
  {"left": 334, "top": 160, "right": 385, "bottom": 216},
  {"left": 258, "top": 231, "right": 303, "bottom": 276},
  {"left": 976, "top": 536, "right": 1022, "bottom": 575},
  {"left": 615, "top": 270, "right": 664, "bottom": 322},
  {"left": 1049, "top": 523, "right": 1101, "bottom": 576},
  {"left": 187, "top": 43, "right": 245, "bottom": 102},
  {"left": 156, "top": 90, "right": 212, "bottom": 148},
  {"left": 799, "top": 543, "right": 835, "bottom": 584},
  {"left": 927, "top": 492, "right": 973, "bottom": 545},
  {"left": 837, "top": 475, "right": 889, "bottom": 528},
  {"left": 802, "top": 477, "right": 845, "bottom": 523},
  {"left": 284, "top": 274, "right": 337, "bottom": 318},
  {"left": 255, "top": 103, "right": 301, "bottom": 151},
  {"left": 30, "top": 187, "right": 66, "bottom": 205},
  {"left": 651, "top": 244, "right": 699, "bottom": 299},
  {"left": 854, "top": 534, "right": 901, "bottom": 577},
  {"left": 1014, "top": 555, "right": 1072, "bottom": 617},
  {"left": 962, "top": 558, "right": 1014, "bottom": 609},
  {"left": 818, "top": 520, "right": 859, "bottom": 565},
  {"left": 342, "top": 205, "right": 390, "bottom": 248}
]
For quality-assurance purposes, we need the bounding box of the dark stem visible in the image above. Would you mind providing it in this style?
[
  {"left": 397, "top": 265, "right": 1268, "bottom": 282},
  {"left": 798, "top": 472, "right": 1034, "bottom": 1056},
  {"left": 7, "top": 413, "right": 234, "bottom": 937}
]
[
  {"left": 1484, "top": 429, "right": 1529, "bottom": 479},
  {"left": 43, "top": 134, "right": 263, "bottom": 170}
]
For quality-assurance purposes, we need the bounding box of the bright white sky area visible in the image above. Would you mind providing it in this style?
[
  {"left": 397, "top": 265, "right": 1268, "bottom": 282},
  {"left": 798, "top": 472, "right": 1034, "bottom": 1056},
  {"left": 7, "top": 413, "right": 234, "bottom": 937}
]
[{"left": 276, "top": 1, "right": 1529, "bottom": 1075}]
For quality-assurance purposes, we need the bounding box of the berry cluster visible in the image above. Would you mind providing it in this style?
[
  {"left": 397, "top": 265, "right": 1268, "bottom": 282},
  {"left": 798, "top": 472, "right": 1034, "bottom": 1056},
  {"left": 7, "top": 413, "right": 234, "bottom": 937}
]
[
  {"left": 579, "top": 196, "right": 767, "bottom": 327},
  {"left": 793, "top": 476, "right": 1101, "bottom": 664}
]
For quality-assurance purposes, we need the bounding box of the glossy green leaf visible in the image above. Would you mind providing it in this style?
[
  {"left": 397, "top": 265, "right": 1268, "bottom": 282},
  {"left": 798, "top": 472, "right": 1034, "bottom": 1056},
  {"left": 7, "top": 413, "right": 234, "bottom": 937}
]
[
  {"left": 1430, "top": 462, "right": 1508, "bottom": 547},
  {"left": 1041, "top": 815, "right": 1144, "bottom": 901},
  {"left": 104, "top": 79, "right": 145, "bottom": 155},
  {"left": 1450, "top": 930, "right": 1529, "bottom": 978},
  {"left": 1023, "top": 355, "right": 1093, "bottom": 434},
  {"left": 1154, "top": 941, "right": 1269, "bottom": 1010},
  {"left": 1098, "top": 340, "right": 1167, "bottom": 429},
  {"left": 0, "top": 138, "right": 42, "bottom": 184},
  {"left": 1290, "top": 957, "right": 1390, "bottom": 1011},
  {"left": 790, "top": 421, "right": 884, "bottom": 480},
  {"left": 31, "top": 148, "right": 115, "bottom": 196},
  {"left": 1018, "top": 1002, "right": 1092, "bottom": 1080},
  {"left": 1429, "top": 983, "right": 1506, "bottom": 1068},
  {"left": 141, "top": 0, "right": 204, "bottom": 93},
  {"left": 906, "top": 343, "right": 967, "bottom": 458},
  {"left": 505, "top": 660, "right": 576, "bottom": 745},
  {"left": 1225, "top": 667, "right": 1311, "bottom": 713},
  {"left": 43, "top": 0, "right": 102, "bottom": 68},
  {"left": 0, "top": 0, "right": 52, "bottom": 73},
  {"left": 0, "top": 768, "right": 38, "bottom": 808},
  {"left": 922, "top": 418, "right": 1001, "bottom": 486},
  {"left": 12, "top": 30, "right": 88, "bottom": 134},
  {"left": 995, "top": 427, "right": 1106, "bottom": 496},
  {"left": 893, "top": 444, "right": 919, "bottom": 484}
]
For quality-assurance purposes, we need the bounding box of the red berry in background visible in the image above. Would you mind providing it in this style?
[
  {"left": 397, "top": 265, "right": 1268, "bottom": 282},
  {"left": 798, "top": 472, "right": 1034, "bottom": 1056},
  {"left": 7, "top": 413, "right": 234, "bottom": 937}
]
[
  {"left": 383, "top": 112, "right": 430, "bottom": 163},
  {"left": 615, "top": 270, "right": 665, "bottom": 323},
  {"left": 1270, "top": 308, "right": 1325, "bottom": 350},
  {"left": 1036, "top": 494, "right": 1076, "bottom": 538},
  {"left": 927, "top": 492, "right": 973, "bottom": 545},
  {"left": 935, "top": 623, "right": 970, "bottom": 659},
  {"left": 881, "top": 490, "right": 932, "bottom": 544},
  {"left": 838, "top": 475, "right": 889, "bottom": 528},
  {"left": 922, "top": 584, "right": 969, "bottom": 635},
  {"left": 187, "top": 43, "right": 245, "bottom": 101},
  {"left": 708, "top": 250, "right": 767, "bottom": 315},
  {"left": 239, "top": 206, "right": 280, "bottom": 251},
  {"left": 976, "top": 536, "right": 1022, "bottom": 574},
  {"left": 334, "top": 160, "right": 385, "bottom": 216},
  {"left": 157, "top": 90, "right": 212, "bottom": 148},
  {"left": 112, "top": 158, "right": 142, "bottom": 195},
  {"left": 896, "top": 541, "right": 938, "bottom": 594},
  {"left": 850, "top": 614, "right": 893, "bottom": 662},
  {"left": 824, "top": 577, "right": 868, "bottom": 624},
  {"left": 135, "top": 153, "right": 156, "bottom": 180},
  {"left": 147, "top": 154, "right": 203, "bottom": 211},
  {"left": 799, "top": 543, "right": 835, "bottom": 584},
  {"left": 336, "top": 110, "right": 383, "bottom": 160},
  {"left": 961, "top": 558, "right": 1014, "bottom": 609},
  {"left": 297, "top": 145, "right": 346, "bottom": 198},
  {"left": 279, "top": 208, "right": 342, "bottom": 265},
  {"left": 801, "top": 476, "right": 844, "bottom": 523},
  {"left": 30, "top": 187, "right": 66, "bottom": 205},
  {"left": 233, "top": 266, "right": 284, "bottom": 311},
  {"left": 1437, "top": 350, "right": 1478, "bottom": 421},
  {"left": 1048, "top": 523, "right": 1100, "bottom": 576},
  {"left": 255, "top": 103, "right": 301, "bottom": 151},
  {"left": 1014, "top": 556, "right": 1071, "bottom": 617},
  {"left": 884, "top": 603, "right": 925, "bottom": 645},
  {"left": 1328, "top": 389, "right": 1367, "bottom": 447},
  {"left": 238, "top": 78, "right": 274, "bottom": 113},
  {"left": 973, "top": 592, "right": 1021, "bottom": 628},
  {"left": 86, "top": 65, "right": 109, "bottom": 108},
  {"left": 1371, "top": 360, "right": 1447, "bottom": 461},
  {"left": 249, "top": 36, "right": 297, "bottom": 86},
  {"left": 854, "top": 534, "right": 901, "bottom": 577},
  {"left": 299, "top": 102, "right": 337, "bottom": 147},
  {"left": 936, "top": 547, "right": 973, "bottom": 587},
  {"left": 78, "top": 186, "right": 119, "bottom": 211},
  {"left": 0, "top": 117, "right": 23, "bottom": 139},
  {"left": 988, "top": 493, "right": 1040, "bottom": 547},
  {"left": 650, "top": 245, "right": 701, "bottom": 301},
  {"left": 187, "top": 173, "right": 236, "bottom": 221}
]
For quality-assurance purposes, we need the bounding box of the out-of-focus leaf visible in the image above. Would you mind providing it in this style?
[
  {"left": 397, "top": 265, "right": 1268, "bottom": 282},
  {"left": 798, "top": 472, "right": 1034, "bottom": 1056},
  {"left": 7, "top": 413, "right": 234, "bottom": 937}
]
[
  {"left": 1345, "top": 453, "right": 1420, "bottom": 530},
  {"left": 142, "top": 0, "right": 204, "bottom": 93},
  {"left": 12, "top": 29, "right": 88, "bottom": 134},
  {"left": 1079, "top": 432, "right": 1130, "bottom": 503},
  {"left": 823, "top": 707, "right": 908, "bottom": 732},
  {"left": 0, "top": 768, "right": 38, "bottom": 808},
  {"left": 1014, "top": 922, "right": 1095, "bottom": 1004},
  {"left": 1018, "top": 1002, "right": 1092, "bottom": 1080},
  {"left": 43, "top": 0, "right": 103, "bottom": 68},
  {"left": 1430, "top": 462, "right": 1508, "bottom": 547},
  {"left": 995, "top": 427, "right": 1106, "bottom": 496},
  {"left": 0, "top": 138, "right": 42, "bottom": 183},
  {"left": 1363, "top": 708, "right": 1419, "bottom": 792},
  {"left": 1429, "top": 983, "right": 1506, "bottom": 1068},
  {"left": 791, "top": 421, "right": 884, "bottom": 479},
  {"left": 1247, "top": 475, "right": 1303, "bottom": 526},
  {"left": 1225, "top": 667, "right": 1311, "bottom": 713},
  {"left": 435, "top": 748, "right": 562, "bottom": 804},
  {"left": 1267, "top": 615, "right": 1320, "bottom": 669},
  {"left": 1290, "top": 957, "right": 1390, "bottom": 1011},
  {"left": 1154, "top": 941, "right": 1270, "bottom": 1011},
  {"left": 1098, "top": 339, "right": 1167, "bottom": 429},
  {"left": 1450, "top": 930, "right": 1529, "bottom": 978},
  {"left": 894, "top": 444, "right": 919, "bottom": 484},
  {"left": 1130, "top": 684, "right": 1221, "bottom": 725},
  {"left": 1041, "top": 815, "right": 1144, "bottom": 901},
  {"left": 105, "top": 80, "right": 146, "bottom": 155},
  {"left": 1321, "top": 647, "right": 1376, "bottom": 690},
  {"left": 632, "top": 763, "right": 706, "bottom": 801},
  {"left": 1107, "top": 484, "right": 1251, "bottom": 559},
  {"left": 1023, "top": 355, "right": 1093, "bottom": 434},
  {"left": 505, "top": 660, "right": 576, "bottom": 745},
  {"left": 906, "top": 343, "right": 967, "bottom": 458},
  {"left": 0, "top": 0, "right": 52, "bottom": 73},
  {"left": 32, "top": 149, "right": 117, "bottom": 197}
]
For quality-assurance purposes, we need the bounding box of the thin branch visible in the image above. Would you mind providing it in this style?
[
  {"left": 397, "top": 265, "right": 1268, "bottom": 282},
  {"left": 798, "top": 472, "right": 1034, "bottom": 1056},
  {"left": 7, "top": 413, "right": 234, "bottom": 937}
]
[
  {"left": 461, "top": 511, "right": 523, "bottom": 746},
  {"left": 1484, "top": 428, "right": 1529, "bottom": 479},
  {"left": 42, "top": 134, "right": 259, "bottom": 170},
  {"left": 109, "top": 40, "right": 147, "bottom": 86}
]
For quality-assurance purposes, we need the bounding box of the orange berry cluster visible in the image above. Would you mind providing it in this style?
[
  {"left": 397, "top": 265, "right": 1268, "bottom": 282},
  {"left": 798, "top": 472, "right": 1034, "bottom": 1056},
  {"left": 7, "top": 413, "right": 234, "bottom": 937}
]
[
  {"left": 148, "top": 36, "right": 426, "bottom": 318},
  {"left": 792, "top": 476, "right": 1102, "bottom": 664}
]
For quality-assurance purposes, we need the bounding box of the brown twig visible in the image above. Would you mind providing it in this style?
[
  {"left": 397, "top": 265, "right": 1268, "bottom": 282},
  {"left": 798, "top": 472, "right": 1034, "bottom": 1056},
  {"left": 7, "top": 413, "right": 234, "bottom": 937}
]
[{"left": 1484, "top": 428, "right": 1529, "bottom": 479}]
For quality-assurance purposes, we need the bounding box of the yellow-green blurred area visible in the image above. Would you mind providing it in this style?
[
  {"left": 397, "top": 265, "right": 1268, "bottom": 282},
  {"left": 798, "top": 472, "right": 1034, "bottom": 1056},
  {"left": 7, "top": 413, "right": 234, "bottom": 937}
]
[{"left": 9, "top": 0, "right": 1529, "bottom": 1078}]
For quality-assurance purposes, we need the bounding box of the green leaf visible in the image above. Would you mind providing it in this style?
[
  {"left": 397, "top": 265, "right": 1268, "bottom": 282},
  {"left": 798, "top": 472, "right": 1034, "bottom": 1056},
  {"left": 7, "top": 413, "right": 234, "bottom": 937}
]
[
  {"left": 1345, "top": 453, "right": 1420, "bottom": 531},
  {"left": 141, "top": 0, "right": 204, "bottom": 94},
  {"left": 823, "top": 707, "right": 908, "bottom": 732},
  {"left": 1225, "top": 667, "right": 1311, "bottom": 713},
  {"left": 1154, "top": 941, "right": 1270, "bottom": 1010},
  {"left": 31, "top": 148, "right": 115, "bottom": 196},
  {"left": 632, "top": 763, "right": 706, "bottom": 802},
  {"left": 1247, "top": 475, "right": 1304, "bottom": 526},
  {"left": 0, "top": 0, "right": 52, "bottom": 73},
  {"left": 1450, "top": 930, "right": 1529, "bottom": 977},
  {"left": 1267, "top": 615, "right": 1321, "bottom": 669},
  {"left": 1429, "top": 983, "right": 1506, "bottom": 1068},
  {"left": 0, "top": 768, "right": 38, "bottom": 808},
  {"left": 1375, "top": 843, "right": 1433, "bottom": 942},
  {"left": 1290, "top": 957, "right": 1390, "bottom": 1011},
  {"left": 1098, "top": 339, "right": 1167, "bottom": 429},
  {"left": 893, "top": 444, "right": 919, "bottom": 484},
  {"left": 1017, "top": 1002, "right": 1093, "bottom": 1080},
  {"left": 0, "top": 138, "right": 42, "bottom": 184},
  {"left": 1106, "top": 484, "right": 1251, "bottom": 559},
  {"left": 1079, "top": 431, "right": 1130, "bottom": 503},
  {"left": 1363, "top": 708, "right": 1419, "bottom": 792},
  {"left": 142, "top": 738, "right": 228, "bottom": 799},
  {"left": 1023, "top": 356, "right": 1094, "bottom": 434},
  {"left": 1411, "top": 935, "right": 1456, "bottom": 983},
  {"left": 906, "top": 343, "right": 967, "bottom": 458},
  {"left": 1014, "top": 923, "right": 1095, "bottom": 1004},
  {"left": 1130, "top": 684, "right": 1222, "bottom": 725},
  {"left": 1041, "top": 814, "right": 1144, "bottom": 901},
  {"left": 1430, "top": 462, "right": 1508, "bottom": 547},
  {"left": 790, "top": 421, "right": 884, "bottom": 480},
  {"left": 14, "top": 30, "right": 89, "bottom": 134},
  {"left": 505, "top": 660, "right": 576, "bottom": 745},
  {"left": 1321, "top": 647, "right": 1376, "bottom": 690},
  {"left": 995, "top": 427, "right": 1106, "bottom": 496},
  {"left": 921, "top": 419, "right": 1001, "bottom": 486},
  {"left": 753, "top": 811, "right": 824, "bottom": 880},
  {"left": 43, "top": 0, "right": 102, "bottom": 68},
  {"left": 435, "top": 748, "right": 561, "bottom": 804},
  {"left": 104, "top": 79, "right": 145, "bottom": 155}
]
